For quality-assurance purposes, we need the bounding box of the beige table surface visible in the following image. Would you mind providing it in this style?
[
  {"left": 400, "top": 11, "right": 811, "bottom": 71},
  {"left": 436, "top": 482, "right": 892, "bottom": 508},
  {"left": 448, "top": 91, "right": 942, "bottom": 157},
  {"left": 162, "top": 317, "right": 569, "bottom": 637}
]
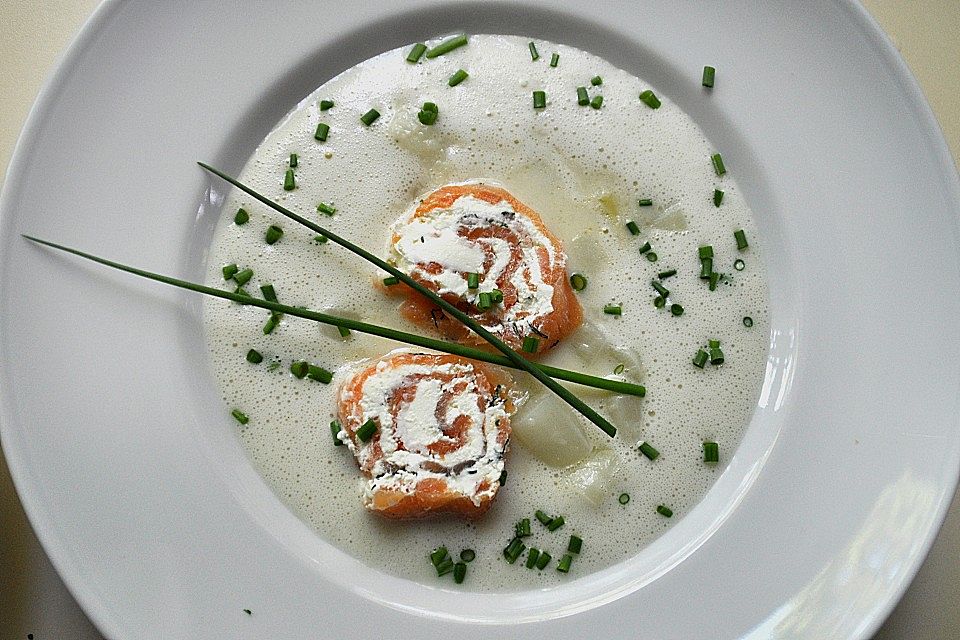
[{"left": 1, "top": 1, "right": 958, "bottom": 638}]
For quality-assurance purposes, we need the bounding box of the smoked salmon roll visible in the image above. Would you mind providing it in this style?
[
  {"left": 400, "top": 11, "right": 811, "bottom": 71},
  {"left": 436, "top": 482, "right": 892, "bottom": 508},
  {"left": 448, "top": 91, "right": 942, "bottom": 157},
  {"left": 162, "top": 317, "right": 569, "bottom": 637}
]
[
  {"left": 385, "top": 182, "right": 583, "bottom": 354},
  {"left": 336, "top": 350, "right": 514, "bottom": 519}
]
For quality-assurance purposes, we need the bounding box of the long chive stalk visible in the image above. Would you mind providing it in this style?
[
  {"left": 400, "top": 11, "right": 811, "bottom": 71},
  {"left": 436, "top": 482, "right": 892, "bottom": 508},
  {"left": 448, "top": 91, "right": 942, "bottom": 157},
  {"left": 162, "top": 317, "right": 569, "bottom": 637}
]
[
  {"left": 197, "top": 163, "right": 620, "bottom": 436},
  {"left": 22, "top": 235, "right": 645, "bottom": 398}
]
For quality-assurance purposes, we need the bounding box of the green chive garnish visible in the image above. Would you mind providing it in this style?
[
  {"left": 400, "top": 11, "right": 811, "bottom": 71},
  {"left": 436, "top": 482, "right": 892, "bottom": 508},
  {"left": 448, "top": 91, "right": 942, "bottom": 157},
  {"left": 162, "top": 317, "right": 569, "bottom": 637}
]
[
  {"left": 330, "top": 421, "right": 343, "bottom": 446},
  {"left": 639, "top": 441, "right": 659, "bottom": 461},
  {"left": 418, "top": 109, "right": 438, "bottom": 126},
  {"left": 522, "top": 336, "right": 539, "bottom": 353},
  {"left": 734, "top": 229, "right": 748, "bottom": 250},
  {"left": 698, "top": 246, "right": 714, "bottom": 259},
  {"left": 316, "top": 202, "right": 336, "bottom": 216},
  {"left": 337, "top": 325, "right": 351, "bottom": 338},
  {"left": 448, "top": 68, "right": 469, "bottom": 86},
  {"left": 477, "top": 291, "right": 492, "bottom": 311},
  {"left": 233, "top": 268, "right": 253, "bottom": 286},
  {"left": 406, "top": 43, "right": 427, "bottom": 63},
  {"left": 234, "top": 208, "right": 249, "bottom": 225},
  {"left": 702, "top": 66, "right": 716, "bottom": 88},
  {"left": 570, "top": 273, "right": 587, "bottom": 291},
  {"left": 533, "top": 90, "right": 546, "bottom": 109},
  {"left": 557, "top": 554, "right": 573, "bottom": 573},
  {"left": 638, "top": 198, "right": 653, "bottom": 207},
  {"left": 603, "top": 304, "right": 622, "bottom": 316},
  {"left": 231, "top": 409, "right": 249, "bottom": 425},
  {"left": 639, "top": 89, "right": 661, "bottom": 109},
  {"left": 567, "top": 535, "right": 582, "bottom": 554},
  {"left": 709, "top": 342, "right": 724, "bottom": 365},
  {"left": 652, "top": 280, "right": 669, "bottom": 298},
  {"left": 671, "top": 303, "right": 684, "bottom": 316},
  {"left": 619, "top": 493, "right": 630, "bottom": 505},
  {"left": 535, "top": 550, "right": 551, "bottom": 570},
  {"left": 430, "top": 546, "right": 449, "bottom": 568},
  {"left": 467, "top": 272, "right": 479, "bottom": 289},
  {"left": 314, "top": 122, "right": 330, "bottom": 142},
  {"left": 283, "top": 169, "right": 295, "bottom": 191},
  {"left": 693, "top": 349, "right": 709, "bottom": 368},
  {"left": 590, "top": 95, "right": 603, "bottom": 109},
  {"left": 703, "top": 441, "right": 719, "bottom": 464},
  {"left": 577, "top": 86, "right": 589, "bottom": 106},
  {"left": 547, "top": 515, "right": 565, "bottom": 531},
  {"left": 460, "top": 549, "right": 476, "bottom": 562},
  {"left": 525, "top": 548, "right": 541, "bottom": 569},
  {"left": 422, "top": 102, "right": 438, "bottom": 113},
  {"left": 356, "top": 419, "right": 377, "bottom": 442},
  {"left": 498, "top": 469, "right": 507, "bottom": 485},
  {"left": 307, "top": 365, "right": 333, "bottom": 383},
  {"left": 528, "top": 41, "right": 540, "bottom": 61},
  {"left": 515, "top": 518, "right": 531, "bottom": 538},
  {"left": 436, "top": 558, "right": 455, "bottom": 577},
  {"left": 265, "top": 225, "right": 283, "bottom": 245},
  {"left": 734, "top": 259, "right": 745, "bottom": 271},
  {"left": 503, "top": 537, "right": 526, "bottom": 564},
  {"left": 314, "top": 234, "right": 328, "bottom": 244},
  {"left": 289, "top": 153, "right": 298, "bottom": 168},
  {"left": 656, "top": 505, "right": 673, "bottom": 518},
  {"left": 713, "top": 189, "right": 724, "bottom": 207},
  {"left": 550, "top": 53, "right": 559, "bottom": 67},
  {"left": 319, "top": 99, "right": 334, "bottom": 111},
  {"left": 653, "top": 296, "right": 665, "bottom": 309},
  {"left": 709, "top": 272, "right": 720, "bottom": 291},
  {"left": 360, "top": 109, "right": 380, "bottom": 126},
  {"left": 625, "top": 220, "right": 640, "bottom": 235},
  {"left": 591, "top": 75, "right": 602, "bottom": 86},
  {"left": 222, "top": 263, "right": 239, "bottom": 280},
  {"left": 535, "top": 510, "right": 553, "bottom": 526},
  {"left": 234, "top": 286, "right": 251, "bottom": 299},
  {"left": 646, "top": 252, "right": 658, "bottom": 262},
  {"left": 638, "top": 241, "right": 652, "bottom": 254},
  {"left": 383, "top": 276, "right": 400, "bottom": 286},
  {"left": 290, "top": 361, "right": 308, "bottom": 378},
  {"left": 700, "top": 258, "right": 714, "bottom": 279},
  {"left": 490, "top": 288, "right": 504, "bottom": 303},
  {"left": 712, "top": 153, "right": 726, "bottom": 176},
  {"left": 260, "top": 283, "right": 277, "bottom": 302},
  {"left": 246, "top": 349, "right": 263, "bottom": 364},
  {"left": 453, "top": 562, "right": 467, "bottom": 584},
  {"left": 425, "top": 34, "right": 468, "bottom": 59},
  {"left": 743, "top": 316, "right": 754, "bottom": 328},
  {"left": 658, "top": 269, "right": 676, "bottom": 279}
]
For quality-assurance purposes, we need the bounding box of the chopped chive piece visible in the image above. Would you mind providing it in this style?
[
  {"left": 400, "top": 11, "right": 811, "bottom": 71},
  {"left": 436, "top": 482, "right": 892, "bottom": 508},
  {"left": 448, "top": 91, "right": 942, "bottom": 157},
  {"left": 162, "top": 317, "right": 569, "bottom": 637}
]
[
  {"left": 265, "top": 225, "right": 284, "bottom": 245},
  {"left": 289, "top": 153, "right": 298, "bottom": 168},
  {"left": 656, "top": 504, "right": 673, "bottom": 518},
  {"left": 646, "top": 252, "right": 658, "bottom": 262},
  {"left": 639, "top": 441, "right": 660, "bottom": 460},
  {"left": 260, "top": 283, "right": 277, "bottom": 302},
  {"left": 477, "top": 291, "right": 492, "bottom": 311},
  {"left": 314, "top": 234, "right": 328, "bottom": 244},
  {"left": 263, "top": 313, "right": 280, "bottom": 335},
  {"left": 652, "top": 280, "right": 669, "bottom": 298},
  {"left": 356, "top": 419, "right": 377, "bottom": 442},
  {"left": 743, "top": 316, "right": 754, "bottom": 328},
  {"left": 406, "top": 42, "right": 427, "bottom": 63},
  {"left": 316, "top": 202, "right": 336, "bottom": 216},
  {"left": 591, "top": 75, "right": 603, "bottom": 86},
  {"left": 453, "top": 562, "right": 467, "bottom": 583},
  {"left": 525, "top": 548, "right": 541, "bottom": 569},
  {"left": 658, "top": 269, "right": 677, "bottom": 279},
  {"left": 234, "top": 286, "right": 251, "bottom": 299},
  {"left": 435, "top": 558, "right": 455, "bottom": 576},
  {"left": 307, "top": 365, "right": 333, "bottom": 383},
  {"left": 712, "top": 153, "right": 726, "bottom": 176},
  {"left": 499, "top": 469, "right": 508, "bottom": 486},
  {"left": 515, "top": 518, "right": 531, "bottom": 538},
  {"left": 702, "top": 65, "right": 716, "bottom": 88},
  {"left": 246, "top": 349, "right": 263, "bottom": 364},
  {"left": 234, "top": 208, "right": 249, "bottom": 225},
  {"left": 670, "top": 303, "right": 684, "bottom": 316},
  {"left": 422, "top": 102, "right": 438, "bottom": 113},
  {"left": 713, "top": 189, "right": 724, "bottom": 207},
  {"left": 639, "top": 89, "right": 661, "bottom": 109},
  {"left": 522, "top": 336, "right": 539, "bottom": 353},
  {"left": 330, "top": 421, "right": 343, "bottom": 446},
  {"left": 460, "top": 549, "right": 476, "bottom": 562},
  {"left": 653, "top": 296, "right": 665, "bottom": 309},
  {"left": 547, "top": 515, "right": 565, "bottom": 531},
  {"left": 503, "top": 537, "right": 526, "bottom": 564},
  {"left": 709, "top": 272, "right": 720, "bottom": 291},
  {"left": 467, "top": 272, "right": 479, "bottom": 289},
  {"left": 638, "top": 241, "right": 652, "bottom": 254},
  {"left": 290, "top": 361, "right": 308, "bottom": 378},
  {"left": 700, "top": 258, "right": 714, "bottom": 279},
  {"left": 222, "top": 263, "right": 239, "bottom": 280},
  {"left": 283, "top": 169, "right": 295, "bottom": 191},
  {"left": 233, "top": 268, "right": 253, "bottom": 286},
  {"left": 709, "top": 343, "right": 724, "bottom": 365},
  {"left": 734, "top": 259, "right": 745, "bottom": 271},
  {"left": 619, "top": 492, "right": 630, "bottom": 505},
  {"left": 448, "top": 68, "right": 469, "bottom": 86},
  {"left": 314, "top": 122, "right": 330, "bottom": 141},
  {"left": 557, "top": 554, "right": 573, "bottom": 573},
  {"left": 703, "top": 441, "right": 720, "bottom": 464},
  {"left": 570, "top": 273, "right": 587, "bottom": 291},
  {"left": 693, "top": 349, "right": 709, "bottom": 368},
  {"left": 535, "top": 550, "right": 552, "bottom": 570},
  {"left": 430, "top": 546, "right": 449, "bottom": 567},
  {"left": 337, "top": 325, "right": 351, "bottom": 338},
  {"left": 734, "top": 229, "right": 749, "bottom": 250},
  {"left": 383, "top": 276, "right": 400, "bottom": 286},
  {"left": 425, "top": 34, "right": 468, "bottom": 59},
  {"left": 590, "top": 95, "right": 603, "bottom": 109},
  {"left": 698, "top": 245, "right": 714, "bottom": 260},
  {"left": 533, "top": 90, "right": 547, "bottom": 109},
  {"left": 709, "top": 339, "right": 720, "bottom": 349},
  {"left": 638, "top": 198, "right": 653, "bottom": 207},
  {"left": 550, "top": 53, "right": 559, "bottom": 67},
  {"left": 231, "top": 409, "right": 249, "bottom": 425},
  {"left": 418, "top": 109, "right": 438, "bottom": 125},
  {"left": 535, "top": 510, "right": 553, "bottom": 526},
  {"left": 603, "top": 304, "right": 622, "bottom": 316},
  {"left": 490, "top": 288, "right": 504, "bottom": 303},
  {"left": 625, "top": 220, "right": 640, "bottom": 235},
  {"left": 528, "top": 41, "right": 540, "bottom": 61},
  {"left": 577, "top": 86, "right": 589, "bottom": 105},
  {"left": 567, "top": 535, "right": 583, "bottom": 554},
  {"left": 319, "top": 99, "right": 334, "bottom": 111},
  {"left": 360, "top": 109, "right": 380, "bottom": 126}
]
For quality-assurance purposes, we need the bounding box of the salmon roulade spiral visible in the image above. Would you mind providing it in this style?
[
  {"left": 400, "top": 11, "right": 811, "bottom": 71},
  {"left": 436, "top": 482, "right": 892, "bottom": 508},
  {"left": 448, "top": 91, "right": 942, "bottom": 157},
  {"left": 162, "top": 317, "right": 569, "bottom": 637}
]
[
  {"left": 336, "top": 351, "right": 515, "bottom": 519},
  {"left": 385, "top": 182, "right": 583, "bottom": 354}
]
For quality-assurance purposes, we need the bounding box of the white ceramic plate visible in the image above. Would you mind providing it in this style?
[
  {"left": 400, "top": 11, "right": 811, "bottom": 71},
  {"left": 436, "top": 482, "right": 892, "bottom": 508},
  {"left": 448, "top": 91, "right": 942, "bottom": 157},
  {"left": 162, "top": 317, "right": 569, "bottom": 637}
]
[{"left": 2, "top": 1, "right": 959, "bottom": 638}]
